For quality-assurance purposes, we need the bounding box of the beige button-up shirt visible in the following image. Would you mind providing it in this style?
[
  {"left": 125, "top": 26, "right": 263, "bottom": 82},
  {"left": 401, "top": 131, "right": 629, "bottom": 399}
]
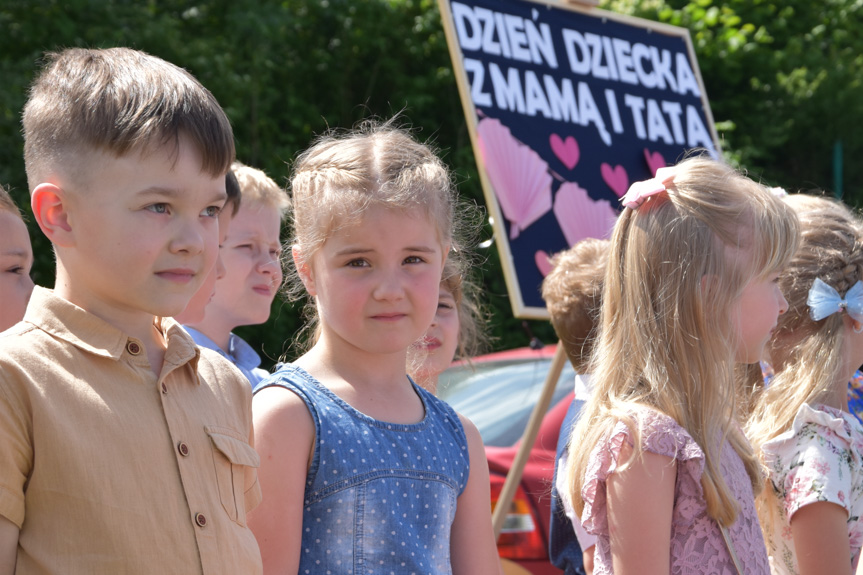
[{"left": 0, "top": 287, "right": 262, "bottom": 574}]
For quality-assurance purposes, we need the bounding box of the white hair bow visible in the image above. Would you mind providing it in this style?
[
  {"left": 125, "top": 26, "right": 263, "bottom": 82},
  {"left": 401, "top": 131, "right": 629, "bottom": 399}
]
[{"left": 807, "top": 278, "right": 863, "bottom": 323}]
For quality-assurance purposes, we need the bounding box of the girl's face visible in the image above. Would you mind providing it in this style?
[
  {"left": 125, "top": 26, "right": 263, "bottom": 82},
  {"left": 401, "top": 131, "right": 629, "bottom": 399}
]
[
  {"left": 730, "top": 271, "right": 788, "bottom": 364},
  {"left": 299, "top": 205, "right": 445, "bottom": 357},
  {"left": 413, "top": 285, "right": 461, "bottom": 383},
  {"left": 0, "top": 210, "right": 34, "bottom": 331}
]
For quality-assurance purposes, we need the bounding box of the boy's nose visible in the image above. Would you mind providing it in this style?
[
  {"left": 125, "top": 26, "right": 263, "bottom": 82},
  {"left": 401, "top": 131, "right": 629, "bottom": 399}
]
[
  {"left": 257, "top": 252, "right": 280, "bottom": 274},
  {"left": 170, "top": 222, "right": 206, "bottom": 254}
]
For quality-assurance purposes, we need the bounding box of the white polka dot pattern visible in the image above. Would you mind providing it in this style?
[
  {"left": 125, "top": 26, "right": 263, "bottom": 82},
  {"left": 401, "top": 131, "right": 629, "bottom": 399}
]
[{"left": 258, "top": 365, "right": 470, "bottom": 574}]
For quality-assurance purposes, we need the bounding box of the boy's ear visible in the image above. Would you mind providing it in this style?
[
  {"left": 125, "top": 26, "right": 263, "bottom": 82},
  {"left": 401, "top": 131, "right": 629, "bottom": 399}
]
[
  {"left": 293, "top": 245, "right": 316, "bottom": 296},
  {"left": 31, "top": 183, "right": 74, "bottom": 246}
]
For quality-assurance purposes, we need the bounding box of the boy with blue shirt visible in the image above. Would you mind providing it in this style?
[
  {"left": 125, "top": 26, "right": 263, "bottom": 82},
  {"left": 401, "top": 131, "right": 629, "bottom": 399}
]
[
  {"left": 541, "top": 238, "right": 610, "bottom": 575},
  {"left": 184, "top": 161, "right": 289, "bottom": 386},
  {"left": 0, "top": 48, "right": 262, "bottom": 574}
]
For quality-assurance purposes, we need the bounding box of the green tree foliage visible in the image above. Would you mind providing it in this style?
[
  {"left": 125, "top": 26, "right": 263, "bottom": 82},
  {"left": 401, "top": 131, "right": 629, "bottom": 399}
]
[
  {"left": 1, "top": 0, "right": 860, "bottom": 364},
  {"left": 606, "top": 0, "right": 863, "bottom": 197}
]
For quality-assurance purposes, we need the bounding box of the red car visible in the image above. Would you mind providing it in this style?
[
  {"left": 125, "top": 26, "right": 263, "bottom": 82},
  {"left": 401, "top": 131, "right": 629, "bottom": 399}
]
[{"left": 437, "top": 345, "right": 576, "bottom": 575}]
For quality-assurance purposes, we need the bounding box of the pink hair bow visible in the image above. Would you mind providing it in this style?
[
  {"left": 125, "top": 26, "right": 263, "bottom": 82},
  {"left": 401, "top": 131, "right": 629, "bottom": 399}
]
[{"left": 620, "top": 167, "right": 676, "bottom": 209}]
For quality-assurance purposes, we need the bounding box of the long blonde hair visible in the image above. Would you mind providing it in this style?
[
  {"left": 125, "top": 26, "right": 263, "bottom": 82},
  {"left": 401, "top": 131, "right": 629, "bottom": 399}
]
[
  {"left": 747, "top": 195, "right": 863, "bottom": 524},
  {"left": 567, "top": 156, "right": 799, "bottom": 527}
]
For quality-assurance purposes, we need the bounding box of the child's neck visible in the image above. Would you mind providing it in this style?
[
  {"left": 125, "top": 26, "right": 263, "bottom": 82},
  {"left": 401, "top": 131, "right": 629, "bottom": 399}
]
[
  {"left": 54, "top": 280, "right": 168, "bottom": 376},
  {"left": 829, "top": 353, "right": 860, "bottom": 413},
  {"left": 188, "top": 319, "right": 232, "bottom": 354},
  {"left": 297, "top": 339, "right": 424, "bottom": 425},
  {"left": 301, "top": 342, "right": 408, "bottom": 390}
]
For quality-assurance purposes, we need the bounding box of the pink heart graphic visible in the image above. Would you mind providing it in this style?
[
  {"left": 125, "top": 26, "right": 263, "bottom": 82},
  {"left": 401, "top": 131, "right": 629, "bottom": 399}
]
[
  {"left": 535, "top": 250, "right": 555, "bottom": 277},
  {"left": 643, "top": 149, "right": 667, "bottom": 175},
  {"left": 549, "top": 134, "right": 580, "bottom": 170},
  {"left": 601, "top": 163, "right": 629, "bottom": 197}
]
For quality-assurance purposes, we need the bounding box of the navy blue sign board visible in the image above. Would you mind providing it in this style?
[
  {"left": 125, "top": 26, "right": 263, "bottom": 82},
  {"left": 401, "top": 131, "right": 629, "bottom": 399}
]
[{"left": 438, "top": 0, "right": 720, "bottom": 319}]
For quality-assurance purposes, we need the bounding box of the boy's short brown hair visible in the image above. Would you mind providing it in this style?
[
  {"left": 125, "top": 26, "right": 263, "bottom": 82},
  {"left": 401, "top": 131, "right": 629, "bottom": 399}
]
[
  {"left": 224, "top": 168, "right": 241, "bottom": 216},
  {"left": 23, "top": 47, "right": 234, "bottom": 190},
  {"left": 231, "top": 161, "right": 289, "bottom": 219},
  {"left": 541, "top": 238, "right": 610, "bottom": 372}
]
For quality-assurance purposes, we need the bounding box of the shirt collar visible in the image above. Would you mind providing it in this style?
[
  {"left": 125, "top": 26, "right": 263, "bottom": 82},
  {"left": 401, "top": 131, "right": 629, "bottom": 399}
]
[
  {"left": 183, "top": 327, "right": 261, "bottom": 372},
  {"left": 24, "top": 287, "right": 200, "bottom": 371},
  {"left": 226, "top": 333, "right": 262, "bottom": 371}
]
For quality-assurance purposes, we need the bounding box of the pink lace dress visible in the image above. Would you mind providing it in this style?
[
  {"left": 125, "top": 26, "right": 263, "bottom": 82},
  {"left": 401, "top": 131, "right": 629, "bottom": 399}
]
[{"left": 580, "top": 407, "right": 769, "bottom": 574}]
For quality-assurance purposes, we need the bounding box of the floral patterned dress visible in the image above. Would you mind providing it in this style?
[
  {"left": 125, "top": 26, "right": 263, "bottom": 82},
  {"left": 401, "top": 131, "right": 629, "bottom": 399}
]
[{"left": 760, "top": 403, "right": 863, "bottom": 575}]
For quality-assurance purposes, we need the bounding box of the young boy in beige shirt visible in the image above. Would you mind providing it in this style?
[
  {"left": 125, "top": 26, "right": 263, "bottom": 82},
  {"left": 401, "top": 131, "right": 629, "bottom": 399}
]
[{"left": 0, "top": 47, "right": 262, "bottom": 574}]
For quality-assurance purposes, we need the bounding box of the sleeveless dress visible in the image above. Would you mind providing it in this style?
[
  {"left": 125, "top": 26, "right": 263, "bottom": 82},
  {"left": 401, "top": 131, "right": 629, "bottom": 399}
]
[
  {"left": 579, "top": 407, "right": 770, "bottom": 575},
  {"left": 255, "top": 364, "right": 470, "bottom": 575}
]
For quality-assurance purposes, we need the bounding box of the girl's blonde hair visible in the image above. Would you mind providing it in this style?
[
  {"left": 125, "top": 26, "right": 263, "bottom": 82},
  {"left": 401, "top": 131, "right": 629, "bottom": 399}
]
[
  {"left": 284, "top": 120, "right": 462, "bottom": 350},
  {"left": 567, "top": 155, "right": 799, "bottom": 527},
  {"left": 746, "top": 194, "right": 863, "bottom": 531}
]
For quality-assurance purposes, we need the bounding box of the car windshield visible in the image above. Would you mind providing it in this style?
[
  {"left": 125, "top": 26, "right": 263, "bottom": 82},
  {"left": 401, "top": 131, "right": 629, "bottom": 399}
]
[{"left": 437, "top": 356, "right": 576, "bottom": 447}]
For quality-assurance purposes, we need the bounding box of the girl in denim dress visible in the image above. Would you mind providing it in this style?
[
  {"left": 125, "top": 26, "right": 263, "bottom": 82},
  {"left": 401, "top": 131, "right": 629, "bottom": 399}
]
[{"left": 248, "top": 122, "right": 500, "bottom": 575}]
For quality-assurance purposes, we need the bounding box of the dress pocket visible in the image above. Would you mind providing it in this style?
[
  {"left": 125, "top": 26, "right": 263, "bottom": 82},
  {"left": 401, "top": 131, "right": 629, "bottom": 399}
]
[{"left": 206, "top": 425, "right": 260, "bottom": 526}]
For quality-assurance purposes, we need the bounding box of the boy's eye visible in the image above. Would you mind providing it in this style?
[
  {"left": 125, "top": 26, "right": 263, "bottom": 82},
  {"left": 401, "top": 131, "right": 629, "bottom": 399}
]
[
  {"left": 202, "top": 205, "right": 222, "bottom": 218},
  {"left": 5, "top": 266, "right": 25, "bottom": 275},
  {"left": 147, "top": 203, "right": 169, "bottom": 214}
]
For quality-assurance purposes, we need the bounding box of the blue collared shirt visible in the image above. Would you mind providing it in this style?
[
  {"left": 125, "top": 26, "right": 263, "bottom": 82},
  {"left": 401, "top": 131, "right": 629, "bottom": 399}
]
[{"left": 183, "top": 327, "right": 269, "bottom": 387}]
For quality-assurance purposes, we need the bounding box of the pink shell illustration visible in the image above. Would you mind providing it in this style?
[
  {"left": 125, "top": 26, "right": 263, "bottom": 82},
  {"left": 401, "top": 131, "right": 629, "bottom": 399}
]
[
  {"left": 535, "top": 250, "right": 555, "bottom": 277},
  {"left": 553, "top": 182, "right": 619, "bottom": 246},
  {"left": 477, "top": 118, "right": 552, "bottom": 240}
]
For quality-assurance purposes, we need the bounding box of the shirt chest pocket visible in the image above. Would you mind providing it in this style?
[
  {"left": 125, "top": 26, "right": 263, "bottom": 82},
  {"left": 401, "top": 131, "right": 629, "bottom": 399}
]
[{"left": 206, "top": 426, "right": 260, "bottom": 526}]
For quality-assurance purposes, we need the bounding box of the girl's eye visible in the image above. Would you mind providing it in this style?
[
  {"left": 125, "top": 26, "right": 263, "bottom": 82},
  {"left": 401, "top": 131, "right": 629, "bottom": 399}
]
[
  {"left": 202, "top": 205, "right": 222, "bottom": 218},
  {"left": 270, "top": 249, "right": 281, "bottom": 258},
  {"left": 147, "top": 203, "right": 169, "bottom": 214},
  {"left": 237, "top": 244, "right": 253, "bottom": 250},
  {"left": 6, "top": 266, "right": 24, "bottom": 275},
  {"left": 347, "top": 259, "right": 369, "bottom": 268},
  {"left": 404, "top": 255, "right": 425, "bottom": 264},
  {"left": 437, "top": 301, "right": 455, "bottom": 311}
]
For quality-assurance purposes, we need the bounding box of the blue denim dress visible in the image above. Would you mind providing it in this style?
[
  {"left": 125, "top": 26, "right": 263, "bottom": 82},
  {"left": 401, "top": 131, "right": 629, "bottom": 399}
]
[{"left": 256, "top": 365, "right": 470, "bottom": 575}]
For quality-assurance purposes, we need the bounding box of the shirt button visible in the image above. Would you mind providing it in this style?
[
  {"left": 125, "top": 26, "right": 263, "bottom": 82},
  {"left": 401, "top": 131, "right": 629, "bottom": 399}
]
[
  {"left": 126, "top": 341, "right": 141, "bottom": 355},
  {"left": 177, "top": 442, "right": 190, "bottom": 457},
  {"left": 195, "top": 513, "right": 207, "bottom": 527},
  {"left": 161, "top": 382, "right": 168, "bottom": 394}
]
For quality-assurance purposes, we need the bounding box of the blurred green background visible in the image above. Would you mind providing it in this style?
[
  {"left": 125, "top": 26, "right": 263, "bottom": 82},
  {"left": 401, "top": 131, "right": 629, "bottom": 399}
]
[{"left": 2, "top": 0, "right": 861, "bottom": 368}]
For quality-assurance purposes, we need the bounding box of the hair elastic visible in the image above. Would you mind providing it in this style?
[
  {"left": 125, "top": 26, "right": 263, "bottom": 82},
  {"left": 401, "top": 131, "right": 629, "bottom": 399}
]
[
  {"left": 619, "top": 167, "right": 676, "bottom": 210},
  {"left": 807, "top": 278, "right": 863, "bottom": 324}
]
